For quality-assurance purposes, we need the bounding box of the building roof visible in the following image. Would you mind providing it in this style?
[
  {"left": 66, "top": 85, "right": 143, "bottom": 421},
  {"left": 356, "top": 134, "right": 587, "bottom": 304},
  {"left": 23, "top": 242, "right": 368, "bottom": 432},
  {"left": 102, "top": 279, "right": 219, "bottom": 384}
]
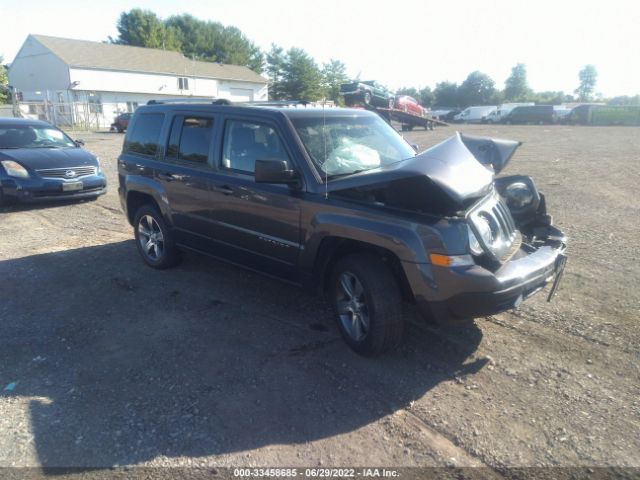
[{"left": 30, "top": 35, "right": 267, "bottom": 84}]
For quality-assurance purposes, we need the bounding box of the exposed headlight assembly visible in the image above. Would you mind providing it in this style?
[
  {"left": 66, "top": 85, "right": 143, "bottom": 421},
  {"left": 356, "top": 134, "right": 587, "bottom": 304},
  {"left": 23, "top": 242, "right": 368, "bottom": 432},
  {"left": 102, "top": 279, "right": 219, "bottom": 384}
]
[
  {"left": 1, "top": 160, "right": 30, "bottom": 178},
  {"left": 468, "top": 214, "right": 497, "bottom": 255},
  {"left": 495, "top": 175, "right": 541, "bottom": 222},
  {"left": 504, "top": 182, "right": 534, "bottom": 209},
  {"left": 468, "top": 227, "right": 483, "bottom": 255}
]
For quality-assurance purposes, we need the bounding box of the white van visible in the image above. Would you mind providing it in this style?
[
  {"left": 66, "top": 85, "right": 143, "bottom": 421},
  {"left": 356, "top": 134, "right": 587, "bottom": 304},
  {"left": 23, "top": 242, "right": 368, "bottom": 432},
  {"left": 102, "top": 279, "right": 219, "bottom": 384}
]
[
  {"left": 485, "top": 103, "right": 535, "bottom": 123},
  {"left": 453, "top": 106, "right": 497, "bottom": 123}
]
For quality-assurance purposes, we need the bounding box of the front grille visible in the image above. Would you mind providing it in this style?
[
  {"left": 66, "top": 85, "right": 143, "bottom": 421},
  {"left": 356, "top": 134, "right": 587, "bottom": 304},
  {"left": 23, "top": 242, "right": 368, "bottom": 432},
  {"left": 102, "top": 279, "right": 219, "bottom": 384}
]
[
  {"left": 36, "top": 166, "right": 97, "bottom": 179},
  {"left": 468, "top": 192, "right": 521, "bottom": 263}
]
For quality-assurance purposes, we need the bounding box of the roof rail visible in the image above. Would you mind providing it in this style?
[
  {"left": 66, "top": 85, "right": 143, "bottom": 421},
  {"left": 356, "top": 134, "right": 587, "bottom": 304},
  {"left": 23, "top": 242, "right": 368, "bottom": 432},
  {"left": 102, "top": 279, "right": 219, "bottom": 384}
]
[
  {"left": 240, "top": 100, "right": 309, "bottom": 107},
  {"left": 146, "top": 98, "right": 233, "bottom": 105},
  {"left": 145, "top": 99, "right": 310, "bottom": 108}
]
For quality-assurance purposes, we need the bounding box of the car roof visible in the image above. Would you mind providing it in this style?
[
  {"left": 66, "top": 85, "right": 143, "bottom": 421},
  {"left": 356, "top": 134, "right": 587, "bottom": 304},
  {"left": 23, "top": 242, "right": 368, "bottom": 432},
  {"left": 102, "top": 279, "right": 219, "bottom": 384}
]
[
  {"left": 135, "top": 103, "right": 378, "bottom": 120},
  {"left": 0, "top": 118, "right": 53, "bottom": 128}
]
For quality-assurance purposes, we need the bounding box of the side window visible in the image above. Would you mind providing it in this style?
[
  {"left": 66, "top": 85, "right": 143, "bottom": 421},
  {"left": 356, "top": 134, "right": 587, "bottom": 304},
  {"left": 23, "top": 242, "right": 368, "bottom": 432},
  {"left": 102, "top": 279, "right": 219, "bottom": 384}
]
[
  {"left": 167, "top": 116, "right": 214, "bottom": 164},
  {"left": 125, "top": 113, "right": 164, "bottom": 156},
  {"left": 221, "top": 120, "right": 290, "bottom": 174}
]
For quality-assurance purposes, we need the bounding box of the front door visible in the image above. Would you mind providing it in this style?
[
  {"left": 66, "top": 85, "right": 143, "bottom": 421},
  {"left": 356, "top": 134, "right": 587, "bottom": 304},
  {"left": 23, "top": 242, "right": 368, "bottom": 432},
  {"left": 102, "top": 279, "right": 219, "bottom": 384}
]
[{"left": 208, "top": 118, "right": 302, "bottom": 281}]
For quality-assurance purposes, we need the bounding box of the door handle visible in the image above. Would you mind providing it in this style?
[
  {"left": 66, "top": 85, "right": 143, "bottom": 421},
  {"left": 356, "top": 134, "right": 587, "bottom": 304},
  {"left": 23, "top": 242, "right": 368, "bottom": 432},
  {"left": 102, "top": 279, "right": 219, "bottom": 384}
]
[
  {"left": 158, "top": 172, "right": 186, "bottom": 182},
  {"left": 212, "top": 185, "right": 234, "bottom": 195}
]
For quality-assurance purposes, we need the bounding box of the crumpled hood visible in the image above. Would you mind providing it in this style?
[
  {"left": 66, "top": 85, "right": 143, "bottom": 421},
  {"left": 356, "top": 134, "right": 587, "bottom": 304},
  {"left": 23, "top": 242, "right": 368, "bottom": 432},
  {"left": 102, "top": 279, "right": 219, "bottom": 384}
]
[
  {"left": 328, "top": 132, "right": 521, "bottom": 210},
  {"left": 0, "top": 147, "right": 97, "bottom": 171}
]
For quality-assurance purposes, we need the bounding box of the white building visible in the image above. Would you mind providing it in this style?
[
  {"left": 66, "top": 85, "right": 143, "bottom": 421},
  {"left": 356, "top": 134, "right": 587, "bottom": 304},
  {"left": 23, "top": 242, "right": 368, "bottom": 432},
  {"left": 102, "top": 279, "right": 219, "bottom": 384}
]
[{"left": 8, "top": 34, "right": 268, "bottom": 127}]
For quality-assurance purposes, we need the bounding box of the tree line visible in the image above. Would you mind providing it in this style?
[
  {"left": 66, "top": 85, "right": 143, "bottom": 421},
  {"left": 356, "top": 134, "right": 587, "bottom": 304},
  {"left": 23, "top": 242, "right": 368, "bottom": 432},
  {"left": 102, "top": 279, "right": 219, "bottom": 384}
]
[
  {"left": 110, "top": 9, "right": 350, "bottom": 104},
  {"left": 108, "top": 9, "right": 639, "bottom": 107},
  {"left": 1, "top": 9, "right": 639, "bottom": 107}
]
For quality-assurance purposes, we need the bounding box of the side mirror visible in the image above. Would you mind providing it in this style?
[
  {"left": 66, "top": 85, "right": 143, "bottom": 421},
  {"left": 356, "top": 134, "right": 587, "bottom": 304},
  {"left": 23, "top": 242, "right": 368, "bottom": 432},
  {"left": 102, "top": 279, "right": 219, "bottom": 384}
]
[
  {"left": 255, "top": 159, "right": 300, "bottom": 186},
  {"left": 75, "top": 139, "right": 85, "bottom": 147},
  {"left": 411, "top": 144, "right": 419, "bottom": 152}
]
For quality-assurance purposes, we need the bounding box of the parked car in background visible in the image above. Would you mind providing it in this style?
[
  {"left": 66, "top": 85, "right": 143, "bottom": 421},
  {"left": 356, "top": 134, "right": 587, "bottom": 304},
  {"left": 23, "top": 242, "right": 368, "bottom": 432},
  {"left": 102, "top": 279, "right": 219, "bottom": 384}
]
[
  {"left": 0, "top": 118, "right": 106, "bottom": 205},
  {"left": 454, "top": 106, "right": 497, "bottom": 123},
  {"left": 484, "top": 103, "right": 535, "bottom": 124},
  {"left": 111, "top": 112, "right": 133, "bottom": 133},
  {"left": 393, "top": 95, "right": 424, "bottom": 116},
  {"left": 566, "top": 104, "right": 595, "bottom": 125},
  {"left": 552, "top": 107, "right": 573, "bottom": 124},
  {"left": 502, "top": 105, "right": 554, "bottom": 124},
  {"left": 340, "top": 80, "right": 395, "bottom": 108},
  {"left": 428, "top": 107, "right": 462, "bottom": 122},
  {"left": 118, "top": 102, "right": 567, "bottom": 355},
  {"left": 566, "top": 104, "right": 640, "bottom": 126}
]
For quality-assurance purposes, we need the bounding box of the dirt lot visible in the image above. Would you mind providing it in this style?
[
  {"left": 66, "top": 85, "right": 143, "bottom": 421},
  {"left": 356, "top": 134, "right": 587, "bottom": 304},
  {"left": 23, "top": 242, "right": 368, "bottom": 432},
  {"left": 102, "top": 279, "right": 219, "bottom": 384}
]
[{"left": 0, "top": 124, "right": 638, "bottom": 473}]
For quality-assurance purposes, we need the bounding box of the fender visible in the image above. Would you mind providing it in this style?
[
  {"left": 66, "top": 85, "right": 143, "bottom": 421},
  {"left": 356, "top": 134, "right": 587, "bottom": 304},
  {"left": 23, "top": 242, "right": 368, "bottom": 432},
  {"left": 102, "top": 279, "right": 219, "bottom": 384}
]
[
  {"left": 299, "top": 211, "right": 443, "bottom": 271},
  {"left": 123, "top": 175, "right": 174, "bottom": 226}
]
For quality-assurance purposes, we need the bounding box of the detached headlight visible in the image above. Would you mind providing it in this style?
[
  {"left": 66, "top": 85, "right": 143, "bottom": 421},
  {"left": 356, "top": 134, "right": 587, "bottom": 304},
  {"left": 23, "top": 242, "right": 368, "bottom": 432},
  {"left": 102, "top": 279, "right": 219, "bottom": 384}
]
[
  {"left": 95, "top": 157, "right": 102, "bottom": 175},
  {"left": 504, "top": 182, "right": 534, "bottom": 209},
  {"left": 1, "top": 160, "right": 30, "bottom": 178}
]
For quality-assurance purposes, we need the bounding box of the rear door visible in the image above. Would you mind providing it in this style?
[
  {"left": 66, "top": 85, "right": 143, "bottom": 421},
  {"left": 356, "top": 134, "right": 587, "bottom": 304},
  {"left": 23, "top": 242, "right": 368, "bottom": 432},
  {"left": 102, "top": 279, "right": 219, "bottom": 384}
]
[
  {"left": 208, "top": 115, "right": 303, "bottom": 281},
  {"left": 155, "top": 113, "right": 217, "bottom": 248}
]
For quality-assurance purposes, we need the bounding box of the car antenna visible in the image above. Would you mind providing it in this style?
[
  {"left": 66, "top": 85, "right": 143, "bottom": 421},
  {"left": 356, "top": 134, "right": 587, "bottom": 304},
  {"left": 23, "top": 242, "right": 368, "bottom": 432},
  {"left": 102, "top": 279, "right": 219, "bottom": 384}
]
[{"left": 322, "top": 98, "right": 328, "bottom": 199}]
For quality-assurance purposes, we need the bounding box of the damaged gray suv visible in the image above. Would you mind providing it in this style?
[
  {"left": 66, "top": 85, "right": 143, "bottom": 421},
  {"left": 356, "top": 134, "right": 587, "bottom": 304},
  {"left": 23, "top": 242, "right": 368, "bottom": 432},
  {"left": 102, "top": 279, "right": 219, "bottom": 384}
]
[{"left": 118, "top": 102, "right": 567, "bottom": 355}]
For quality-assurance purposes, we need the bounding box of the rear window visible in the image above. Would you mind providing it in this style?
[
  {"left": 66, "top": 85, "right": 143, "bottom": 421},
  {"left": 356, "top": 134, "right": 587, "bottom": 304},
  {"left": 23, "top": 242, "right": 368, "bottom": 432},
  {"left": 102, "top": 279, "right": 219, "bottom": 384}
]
[{"left": 125, "top": 113, "right": 164, "bottom": 156}]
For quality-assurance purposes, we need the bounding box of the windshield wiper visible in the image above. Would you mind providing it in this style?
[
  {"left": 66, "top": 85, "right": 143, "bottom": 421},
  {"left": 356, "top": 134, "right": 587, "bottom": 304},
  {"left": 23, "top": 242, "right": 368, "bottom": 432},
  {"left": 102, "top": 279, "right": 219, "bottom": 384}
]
[{"left": 326, "top": 169, "right": 368, "bottom": 180}]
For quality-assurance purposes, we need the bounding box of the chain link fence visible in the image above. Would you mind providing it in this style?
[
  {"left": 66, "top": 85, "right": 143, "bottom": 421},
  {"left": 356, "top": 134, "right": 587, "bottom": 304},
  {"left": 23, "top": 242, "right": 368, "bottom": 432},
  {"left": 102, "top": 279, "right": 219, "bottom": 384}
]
[{"left": 10, "top": 100, "right": 131, "bottom": 131}]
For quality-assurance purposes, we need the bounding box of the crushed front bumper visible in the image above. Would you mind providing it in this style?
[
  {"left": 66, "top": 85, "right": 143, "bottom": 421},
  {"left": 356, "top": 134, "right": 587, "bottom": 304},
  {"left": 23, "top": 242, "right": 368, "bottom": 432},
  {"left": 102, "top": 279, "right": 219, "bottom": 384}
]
[{"left": 406, "top": 226, "right": 568, "bottom": 324}]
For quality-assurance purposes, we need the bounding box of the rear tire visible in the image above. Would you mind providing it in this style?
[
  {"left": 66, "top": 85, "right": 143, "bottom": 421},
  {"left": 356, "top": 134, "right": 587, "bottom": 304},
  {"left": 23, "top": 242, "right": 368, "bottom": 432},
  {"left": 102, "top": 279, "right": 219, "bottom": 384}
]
[
  {"left": 133, "top": 205, "right": 181, "bottom": 269},
  {"left": 330, "top": 253, "right": 404, "bottom": 355}
]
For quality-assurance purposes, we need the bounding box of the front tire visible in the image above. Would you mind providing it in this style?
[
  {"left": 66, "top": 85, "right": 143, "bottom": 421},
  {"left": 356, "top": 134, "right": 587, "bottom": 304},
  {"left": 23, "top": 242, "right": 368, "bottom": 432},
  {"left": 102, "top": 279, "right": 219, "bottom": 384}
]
[
  {"left": 330, "top": 253, "right": 404, "bottom": 355},
  {"left": 133, "top": 205, "right": 181, "bottom": 269}
]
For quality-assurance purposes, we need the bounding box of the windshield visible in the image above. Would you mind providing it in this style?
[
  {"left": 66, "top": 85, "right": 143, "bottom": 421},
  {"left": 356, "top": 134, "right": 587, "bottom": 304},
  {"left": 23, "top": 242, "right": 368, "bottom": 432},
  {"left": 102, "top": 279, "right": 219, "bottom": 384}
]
[
  {"left": 0, "top": 125, "right": 76, "bottom": 149},
  {"left": 291, "top": 115, "right": 416, "bottom": 178}
]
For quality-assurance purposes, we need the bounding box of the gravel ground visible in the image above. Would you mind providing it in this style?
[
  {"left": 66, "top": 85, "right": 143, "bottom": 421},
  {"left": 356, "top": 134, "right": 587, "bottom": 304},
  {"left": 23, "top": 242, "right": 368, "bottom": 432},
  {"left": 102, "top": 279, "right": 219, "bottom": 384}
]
[{"left": 0, "top": 124, "right": 638, "bottom": 474}]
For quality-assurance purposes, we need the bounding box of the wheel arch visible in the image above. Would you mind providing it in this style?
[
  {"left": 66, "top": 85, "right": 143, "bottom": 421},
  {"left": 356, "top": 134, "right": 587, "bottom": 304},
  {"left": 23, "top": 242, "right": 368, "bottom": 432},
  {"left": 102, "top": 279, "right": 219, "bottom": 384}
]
[
  {"left": 312, "top": 236, "right": 414, "bottom": 303},
  {"left": 124, "top": 179, "right": 171, "bottom": 227}
]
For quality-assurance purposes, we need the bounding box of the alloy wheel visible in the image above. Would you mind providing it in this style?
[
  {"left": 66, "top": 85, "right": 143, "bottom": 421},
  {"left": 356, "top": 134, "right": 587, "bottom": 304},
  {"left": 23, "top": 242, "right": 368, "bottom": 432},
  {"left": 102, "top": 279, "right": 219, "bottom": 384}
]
[
  {"left": 137, "top": 215, "right": 164, "bottom": 261},
  {"left": 335, "top": 271, "right": 370, "bottom": 342}
]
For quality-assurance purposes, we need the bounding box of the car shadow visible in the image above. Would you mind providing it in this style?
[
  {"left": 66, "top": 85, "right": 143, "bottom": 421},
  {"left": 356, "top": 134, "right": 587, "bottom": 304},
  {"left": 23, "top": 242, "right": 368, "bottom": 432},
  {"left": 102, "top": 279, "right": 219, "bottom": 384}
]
[{"left": 0, "top": 240, "right": 485, "bottom": 469}]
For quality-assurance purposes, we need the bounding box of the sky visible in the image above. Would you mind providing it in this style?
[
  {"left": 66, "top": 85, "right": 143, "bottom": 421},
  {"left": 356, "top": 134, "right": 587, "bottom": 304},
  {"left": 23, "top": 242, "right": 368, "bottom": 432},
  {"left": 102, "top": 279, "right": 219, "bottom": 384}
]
[{"left": 2, "top": 0, "right": 639, "bottom": 97}]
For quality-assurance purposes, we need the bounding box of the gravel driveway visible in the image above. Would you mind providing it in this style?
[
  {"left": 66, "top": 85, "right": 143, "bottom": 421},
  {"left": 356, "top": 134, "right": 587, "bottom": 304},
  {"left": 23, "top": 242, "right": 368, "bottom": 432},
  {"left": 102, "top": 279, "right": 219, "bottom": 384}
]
[{"left": 0, "top": 124, "right": 638, "bottom": 474}]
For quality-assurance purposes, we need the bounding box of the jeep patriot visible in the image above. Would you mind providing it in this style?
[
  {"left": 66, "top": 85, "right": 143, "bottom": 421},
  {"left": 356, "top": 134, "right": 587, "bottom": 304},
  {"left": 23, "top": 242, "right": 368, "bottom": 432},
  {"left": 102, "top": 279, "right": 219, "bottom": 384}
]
[{"left": 118, "top": 102, "right": 567, "bottom": 354}]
